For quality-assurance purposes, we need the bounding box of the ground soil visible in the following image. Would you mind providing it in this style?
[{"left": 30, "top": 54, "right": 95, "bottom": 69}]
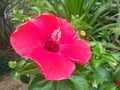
[{"left": 0, "top": 75, "right": 28, "bottom": 90}]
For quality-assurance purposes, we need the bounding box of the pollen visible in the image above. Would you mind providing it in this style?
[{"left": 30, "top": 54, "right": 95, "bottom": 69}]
[
  {"left": 80, "top": 30, "right": 86, "bottom": 37},
  {"left": 51, "top": 27, "right": 61, "bottom": 41}
]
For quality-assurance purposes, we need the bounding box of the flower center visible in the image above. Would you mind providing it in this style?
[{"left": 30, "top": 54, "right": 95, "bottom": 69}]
[
  {"left": 44, "top": 28, "right": 61, "bottom": 53},
  {"left": 44, "top": 40, "right": 60, "bottom": 53}
]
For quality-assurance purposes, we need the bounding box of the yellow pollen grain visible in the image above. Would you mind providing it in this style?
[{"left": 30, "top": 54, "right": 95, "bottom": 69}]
[{"left": 80, "top": 30, "right": 86, "bottom": 37}]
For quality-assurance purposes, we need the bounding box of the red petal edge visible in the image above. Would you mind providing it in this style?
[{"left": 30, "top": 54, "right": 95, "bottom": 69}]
[
  {"left": 10, "top": 21, "right": 41, "bottom": 57},
  {"left": 61, "top": 39, "right": 91, "bottom": 66},
  {"left": 29, "top": 47, "right": 75, "bottom": 80}
]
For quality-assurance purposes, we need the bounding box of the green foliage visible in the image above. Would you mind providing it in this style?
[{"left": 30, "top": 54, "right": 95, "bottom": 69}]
[
  {"left": 7, "top": 0, "right": 120, "bottom": 90},
  {"left": 10, "top": 0, "right": 48, "bottom": 27},
  {"left": 19, "top": 62, "right": 39, "bottom": 75},
  {"left": 69, "top": 76, "right": 90, "bottom": 90},
  {"left": 11, "top": 10, "right": 29, "bottom": 27},
  {"left": 8, "top": 61, "right": 17, "bottom": 69},
  {"left": 20, "top": 74, "right": 30, "bottom": 84},
  {"left": 10, "top": 71, "right": 19, "bottom": 80},
  {"left": 0, "top": 50, "right": 11, "bottom": 75},
  {"left": 45, "top": 0, "right": 116, "bottom": 38},
  {"left": 28, "top": 75, "right": 90, "bottom": 90},
  {"left": 87, "top": 41, "right": 119, "bottom": 89},
  {"left": 91, "top": 41, "right": 117, "bottom": 69}
]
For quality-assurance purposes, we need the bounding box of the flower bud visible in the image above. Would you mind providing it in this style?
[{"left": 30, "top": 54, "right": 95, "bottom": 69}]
[
  {"left": 13, "top": 61, "right": 17, "bottom": 65},
  {"left": 80, "top": 30, "right": 86, "bottom": 37},
  {"left": 112, "top": 62, "right": 117, "bottom": 67}
]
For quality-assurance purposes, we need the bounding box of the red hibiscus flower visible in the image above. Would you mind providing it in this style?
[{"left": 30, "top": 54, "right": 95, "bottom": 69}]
[
  {"left": 10, "top": 14, "right": 91, "bottom": 80},
  {"left": 116, "top": 79, "right": 120, "bottom": 87}
]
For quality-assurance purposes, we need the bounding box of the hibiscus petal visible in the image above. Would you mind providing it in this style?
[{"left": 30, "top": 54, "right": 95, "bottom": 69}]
[
  {"left": 31, "top": 14, "right": 58, "bottom": 40},
  {"left": 29, "top": 47, "right": 75, "bottom": 80},
  {"left": 57, "top": 18, "right": 77, "bottom": 44},
  {"left": 61, "top": 40, "right": 91, "bottom": 66},
  {"left": 10, "top": 21, "right": 41, "bottom": 57},
  {"left": 31, "top": 14, "right": 77, "bottom": 44}
]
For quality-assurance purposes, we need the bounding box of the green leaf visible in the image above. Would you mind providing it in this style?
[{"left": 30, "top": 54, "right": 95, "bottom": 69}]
[
  {"left": 71, "top": 14, "right": 88, "bottom": 30},
  {"left": 93, "top": 67, "right": 110, "bottom": 83},
  {"left": 99, "top": 82, "right": 116, "bottom": 90},
  {"left": 75, "top": 64, "right": 91, "bottom": 75},
  {"left": 69, "top": 76, "right": 89, "bottom": 90},
  {"left": 93, "top": 58, "right": 103, "bottom": 68},
  {"left": 31, "top": 6, "right": 41, "bottom": 14},
  {"left": 104, "top": 43, "right": 120, "bottom": 50},
  {"left": 112, "top": 52, "right": 120, "bottom": 61},
  {"left": 10, "top": 71, "right": 19, "bottom": 80},
  {"left": 89, "top": 41, "right": 97, "bottom": 47},
  {"left": 54, "top": 80, "right": 74, "bottom": 90},
  {"left": 92, "top": 23, "right": 116, "bottom": 35},
  {"left": 8, "top": 61, "right": 17, "bottom": 69},
  {"left": 20, "top": 62, "right": 40, "bottom": 75},
  {"left": 29, "top": 75, "right": 75, "bottom": 90},
  {"left": 65, "top": 0, "right": 85, "bottom": 16},
  {"left": 88, "top": 5, "right": 108, "bottom": 26},
  {"left": 16, "top": 59, "right": 26, "bottom": 68},
  {"left": 112, "top": 28, "right": 120, "bottom": 35},
  {"left": 102, "top": 53, "right": 117, "bottom": 63},
  {"left": 92, "top": 42, "right": 105, "bottom": 56},
  {"left": 20, "top": 74, "right": 30, "bottom": 84},
  {"left": 115, "top": 64, "right": 120, "bottom": 73},
  {"left": 28, "top": 75, "right": 54, "bottom": 90},
  {"left": 85, "top": 0, "right": 97, "bottom": 14}
]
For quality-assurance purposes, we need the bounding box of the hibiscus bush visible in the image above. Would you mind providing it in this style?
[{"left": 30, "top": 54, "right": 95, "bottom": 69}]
[{"left": 7, "top": 0, "right": 120, "bottom": 90}]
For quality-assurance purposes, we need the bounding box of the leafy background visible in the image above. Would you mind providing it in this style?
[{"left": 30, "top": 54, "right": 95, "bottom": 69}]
[{"left": 0, "top": 0, "right": 120, "bottom": 90}]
